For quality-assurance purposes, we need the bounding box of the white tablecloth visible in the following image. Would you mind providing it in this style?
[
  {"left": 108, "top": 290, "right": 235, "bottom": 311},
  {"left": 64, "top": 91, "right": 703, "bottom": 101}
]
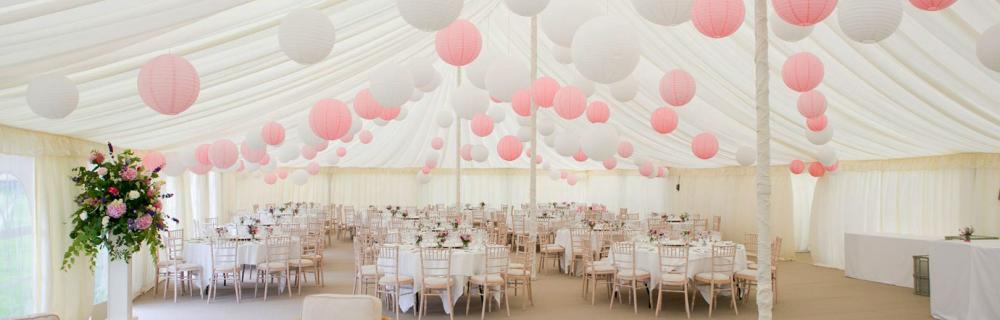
[
  {"left": 843, "top": 232, "right": 937, "bottom": 288},
  {"left": 388, "top": 246, "right": 485, "bottom": 314},
  {"left": 616, "top": 243, "right": 747, "bottom": 304},
  {"left": 930, "top": 240, "right": 1000, "bottom": 320},
  {"left": 184, "top": 239, "right": 301, "bottom": 287}
]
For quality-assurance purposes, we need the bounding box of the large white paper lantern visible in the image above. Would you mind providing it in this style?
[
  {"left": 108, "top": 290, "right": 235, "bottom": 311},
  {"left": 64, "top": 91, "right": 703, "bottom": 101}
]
[
  {"left": 630, "top": 0, "right": 692, "bottom": 26},
  {"left": 817, "top": 146, "right": 838, "bottom": 167},
  {"left": 573, "top": 75, "right": 596, "bottom": 97},
  {"left": 517, "top": 126, "right": 533, "bottom": 142},
  {"left": 544, "top": 132, "right": 557, "bottom": 147},
  {"left": 487, "top": 105, "right": 507, "bottom": 123},
  {"left": 451, "top": 85, "right": 489, "bottom": 120},
  {"left": 538, "top": 121, "right": 555, "bottom": 136},
  {"left": 369, "top": 62, "right": 413, "bottom": 107},
  {"left": 323, "top": 151, "right": 340, "bottom": 165},
  {"left": 278, "top": 8, "right": 336, "bottom": 64},
  {"left": 161, "top": 152, "right": 187, "bottom": 177},
  {"left": 554, "top": 132, "right": 581, "bottom": 156},
  {"left": 552, "top": 45, "right": 573, "bottom": 64},
  {"left": 278, "top": 144, "right": 300, "bottom": 162},
  {"left": 396, "top": 0, "right": 462, "bottom": 32},
  {"left": 548, "top": 169, "right": 561, "bottom": 180},
  {"left": 771, "top": 12, "right": 813, "bottom": 42},
  {"left": 504, "top": 0, "right": 550, "bottom": 16},
  {"left": 838, "top": 0, "right": 903, "bottom": 44},
  {"left": 298, "top": 122, "right": 325, "bottom": 146},
  {"left": 471, "top": 145, "right": 489, "bottom": 162},
  {"left": 581, "top": 123, "right": 619, "bottom": 161},
  {"left": 466, "top": 50, "right": 494, "bottom": 89},
  {"left": 435, "top": 110, "right": 455, "bottom": 128},
  {"left": 609, "top": 76, "right": 637, "bottom": 102},
  {"left": 977, "top": 23, "right": 1000, "bottom": 72},
  {"left": 244, "top": 130, "right": 266, "bottom": 150},
  {"left": 540, "top": 0, "right": 601, "bottom": 47},
  {"left": 419, "top": 71, "right": 442, "bottom": 92},
  {"left": 407, "top": 57, "right": 436, "bottom": 89},
  {"left": 26, "top": 73, "right": 78, "bottom": 119},
  {"left": 516, "top": 115, "right": 532, "bottom": 127},
  {"left": 417, "top": 171, "right": 432, "bottom": 184},
  {"left": 349, "top": 113, "right": 362, "bottom": 135},
  {"left": 735, "top": 146, "right": 755, "bottom": 166},
  {"left": 290, "top": 169, "right": 309, "bottom": 185},
  {"left": 571, "top": 17, "right": 640, "bottom": 84},
  {"left": 410, "top": 89, "right": 424, "bottom": 102},
  {"left": 806, "top": 124, "right": 834, "bottom": 145},
  {"left": 484, "top": 55, "right": 530, "bottom": 101}
]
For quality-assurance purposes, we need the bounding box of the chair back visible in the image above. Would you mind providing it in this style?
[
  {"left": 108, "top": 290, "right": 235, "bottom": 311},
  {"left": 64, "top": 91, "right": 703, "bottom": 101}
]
[
  {"left": 483, "top": 245, "right": 510, "bottom": 276},
  {"left": 610, "top": 241, "right": 638, "bottom": 274},
  {"left": 511, "top": 234, "right": 535, "bottom": 269},
  {"left": 211, "top": 239, "right": 240, "bottom": 273},
  {"left": 164, "top": 229, "right": 185, "bottom": 261},
  {"left": 744, "top": 233, "right": 759, "bottom": 258},
  {"left": 570, "top": 228, "right": 592, "bottom": 256},
  {"left": 711, "top": 216, "right": 722, "bottom": 232},
  {"left": 710, "top": 244, "right": 737, "bottom": 274},
  {"left": 658, "top": 244, "right": 689, "bottom": 277},
  {"left": 376, "top": 245, "right": 401, "bottom": 283},
  {"left": 264, "top": 235, "right": 293, "bottom": 267},
  {"left": 419, "top": 247, "right": 453, "bottom": 280},
  {"left": 693, "top": 219, "right": 708, "bottom": 232}
]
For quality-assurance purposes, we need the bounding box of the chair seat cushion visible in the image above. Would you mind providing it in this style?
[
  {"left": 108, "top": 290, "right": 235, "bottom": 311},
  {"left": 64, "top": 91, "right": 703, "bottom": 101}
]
[
  {"left": 508, "top": 262, "right": 525, "bottom": 269},
  {"left": 379, "top": 275, "right": 414, "bottom": 285},
  {"left": 585, "top": 265, "right": 616, "bottom": 274},
  {"left": 541, "top": 244, "right": 564, "bottom": 253},
  {"left": 470, "top": 274, "right": 505, "bottom": 284},
  {"left": 167, "top": 263, "right": 202, "bottom": 272},
  {"left": 747, "top": 262, "right": 777, "bottom": 271},
  {"left": 158, "top": 259, "right": 184, "bottom": 268},
  {"left": 360, "top": 264, "right": 377, "bottom": 276},
  {"left": 258, "top": 261, "right": 288, "bottom": 271},
  {"left": 734, "top": 269, "right": 758, "bottom": 281},
  {"left": 616, "top": 269, "right": 650, "bottom": 279},
  {"left": 506, "top": 268, "right": 531, "bottom": 277},
  {"left": 288, "top": 258, "right": 316, "bottom": 267},
  {"left": 694, "top": 272, "right": 733, "bottom": 284},
  {"left": 660, "top": 273, "right": 688, "bottom": 285},
  {"left": 213, "top": 263, "right": 237, "bottom": 272},
  {"left": 423, "top": 276, "right": 453, "bottom": 289}
]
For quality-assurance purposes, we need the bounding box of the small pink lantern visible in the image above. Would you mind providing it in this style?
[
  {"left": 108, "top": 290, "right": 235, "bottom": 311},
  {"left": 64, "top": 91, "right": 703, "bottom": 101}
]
[
  {"left": 560, "top": 171, "right": 568, "bottom": 179},
  {"left": 340, "top": 134, "right": 354, "bottom": 143},
  {"left": 691, "top": 132, "right": 719, "bottom": 160},
  {"left": 659, "top": 69, "right": 696, "bottom": 107},
  {"left": 260, "top": 153, "right": 271, "bottom": 166},
  {"left": 353, "top": 89, "right": 384, "bottom": 120},
  {"left": 421, "top": 166, "right": 432, "bottom": 174},
  {"left": 586, "top": 101, "right": 610, "bottom": 123},
  {"left": 209, "top": 139, "right": 239, "bottom": 169},
  {"left": 789, "top": 159, "right": 805, "bottom": 174},
  {"left": 573, "top": 149, "right": 588, "bottom": 162},
  {"left": 909, "top": 0, "right": 956, "bottom": 11},
  {"left": 241, "top": 142, "right": 266, "bottom": 163},
  {"left": 797, "top": 90, "right": 827, "bottom": 118},
  {"left": 497, "top": 135, "right": 523, "bottom": 161},
  {"left": 264, "top": 173, "right": 277, "bottom": 185},
  {"left": 137, "top": 54, "right": 200, "bottom": 115},
  {"left": 639, "top": 162, "right": 654, "bottom": 176},
  {"left": 261, "top": 121, "right": 286, "bottom": 146},
  {"left": 142, "top": 151, "right": 166, "bottom": 171},
  {"left": 460, "top": 144, "right": 473, "bottom": 161},
  {"left": 691, "top": 0, "right": 745, "bottom": 39},
  {"left": 618, "top": 141, "right": 634, "bottom": 158},
  {"left": 511, "top": 89, "right": 533, "bottom": 117},
  {"left": 301, "top": 145, "right": 318, "bottom": 160},
  {"left": 782, "top": 52, "right": 824, "bottom": 93},
  {"left": 825, "top": 160, "right": 840, "bottom": 172},
  {"left": 534, "top": 154, "right": 543, "bottom": 164},
  {"left": 359, "top": 130, "right": 374, "bottom": 144},
  {"left": 471, "top": 114, "right": 494, "bottom": 137},
  {"left": 191, "top": 162, "right": 212, "bottom": 175},
  {"left": 425, "top": 157, "right": 438, "bottom": 169},
  {"left": 235, "top": 160, "right": 245, "bottom": 172},
  {"left": 656, "top": 167, "right": 666, "bottom": 177},
  {"left": 554, "top": 86, "right": 586, "bottom": 120},
  {"left": 306, "top": 162, "right": 321, "bottom": 175},
  {"left": 195, "top": 144, "right": 211, "bottom": 165},
  {"left": 531, "top": 76, "right": 560, "bottom": 108},
  {"left": 379, "top": 106, "right": 402, "bottom": 121},
  {"left": 431, "top": 137, "right": 444, "bottom": 150},
  {"left": 772, "top": 0, "right": 838, "bottom": 26},
  {"left": 309, "top": 99, "right": 352, "bottom": 140},
  {"left": 603, "top": 158, "right": 617, "bottom": 170},
  {"left": 336, "top": 147, "right": 347, "bottom": 157},
  {"left": 435, "top": 20, "right": 482, "bottom": 67},
  {"left": 807, "top": 115, "right": 828, "bottom": 132},
  {"left": 650, "top": 107, "right": 679, "bottom": 134},
  {"left": 314, "top": 140, "right": 329, "bottom": 152},
  {"left": 567, "top": 174, "right": 578, "bottom": 186},
  {"left": 808, "top": 161, "right": 826, "bottom": 177},
  {"left": 278, "top": 168, "right": 289, "bottom": 179}
]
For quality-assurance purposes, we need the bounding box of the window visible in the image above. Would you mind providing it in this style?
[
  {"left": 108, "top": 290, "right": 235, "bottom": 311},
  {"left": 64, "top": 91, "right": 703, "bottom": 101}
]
[{"left": 0, "top": 154, "right": 35, "bottom": 318}]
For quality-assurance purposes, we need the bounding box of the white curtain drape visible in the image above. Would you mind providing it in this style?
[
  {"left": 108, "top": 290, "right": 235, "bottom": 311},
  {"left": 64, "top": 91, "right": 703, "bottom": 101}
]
[{"left": 790, "top": 174, "right": 817, "bottom": 252}]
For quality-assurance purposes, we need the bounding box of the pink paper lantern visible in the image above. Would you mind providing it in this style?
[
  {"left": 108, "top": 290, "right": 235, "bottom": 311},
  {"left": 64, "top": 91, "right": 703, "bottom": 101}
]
[
  {"left": 691, "top": 0, "right": 745, "bottom": 38},
  {"left": 261, "top": 121, "right": 286, "bottom": 146},
  {"left": 278, "top": 168, "right": 289, "bottom": 179},
  {"left": 789, "top": 159, "right": 805, "bottom": 174},
  {"left": 353, "top": 89, "right": 384, "bottom": 120},
  {"left": 567, "top": 174, "right": 578, "bottom": 186},
  {"left": 511, "top": 89, "right": 533, "bottom": 117},
  {"left": 573, "top": 149, "right": 588, "bottom": 162},
  {"left": 554, "top": 86, "right": 586, "bottom": 120},
  {"left": 301, "top": 145, "right": 318, "bottom": 160},
  {"left": 340, "top": 134, "right": 354, "bottom": 143},
  {"left": 603, "top": 158, "right": 617, "bottom": 170},
  {"left": 313, "top": 140, "right": 329, "bottom": 152},
  {"left": 421, "top": 166, "right": 432, "bottom": 174},
  {"left": 534, "top": 154, "right": 543, "bottom": 164},
  {"left": 209, "top": 139, "right": 239, "bottom": 169},
  {"left": 191, "top": 162, "right": 212, "bottom": 175},
  {"left": 235, "top": 160, "right": 245, "bottom": 172},
  {"left": 306, "top": 162, "right": 321, "bottom": 175},
  {"left": 825, "top": 160, "right": 840, "bottom": 172},
  {"left": 241, "top": 142, "right": 266, "bottom": 163},
  {"left": 425, "top": 158, "right": 438, "bottom": 169},
  {"left": 359, "top": 130, "right": 374, "bottom": 144},
  {"left": 195, "top": 144, "right": 211, "bottom": 165},
  {"left": 586, "top": 101, "right": 610, "bottom": 123},
  {"left": 560, "top": 171, "right": 568, "bottom": 179},
  {"left": 137, "top": 54, "right": 200, "bottom": 115},
  {"left": 142, "top": 151, "right": 166, "bottom": 171},
  {"left": 617, "top": 141, "right": 634, "bottom": 158},
  {"left": 808, "top": 161, "right": 826, "bottom": 177},
  {"left": 435, "top": 20, "right": 482, "bottom": 67},
  {"left": 431, "top": 137, "right": 444, "bottom": 150},
  {"left": 656, "top": 167, "right": 666, "bottom": 177},
  {"left": 909, "top": 0, "right": 956, "bottom": 11},
  {"left": 807, "top": 115, "right": 828, "bottom": 132},
  {"left": 531, "top": 76, "right": 560, "bottom": 108},
  {"left": 650, "top": 107, "right": 679, "bottom": 134},
  {"left": 691, "top": 132, "right": 719, "bottom": 160},
  {"left": 497, "top": 135, "right": 523, "bottom": 161},
  {"left": 659, "top": 69, "right": 696, "bottom": 107},
  {"left": 772, "top": 0, "right": 838, "bottom": 26},
  {"left": 379, "top": 106, "right": 402, "bottom": 121},
  {"left": 309, "top": 99, "right": 352, "bottom": 140},
  {"left": 797, "top": 90, "right": 827, "bottom": 118},
  {"left": 471, "top": 114, "right": 494, "bottom": 137},
  {"left": 264, "top": 173, "right": 277, "bottom": 185},
  {"left": 460, "top": 144, "right": 473, "bottom": 161},
  {"left": 260, "top": 153, "right": 271, "bottom": 166},
  {"left": 783, "top": 52, "right": 824, "bottom": 93},
  {"left": 336, "top": 147, "right": 347, "bottom": 157},
  {"left": 491, "top": 96, "right": 502, "bottom": 103},
  {"left": 639, "top": 162, "right": 654, "bottom": 176}
]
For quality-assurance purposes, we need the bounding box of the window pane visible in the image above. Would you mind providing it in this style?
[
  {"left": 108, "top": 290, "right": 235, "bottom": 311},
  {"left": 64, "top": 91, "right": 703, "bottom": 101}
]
[{"left": 0, "top": 154, "right": 35, "bottom": 318}]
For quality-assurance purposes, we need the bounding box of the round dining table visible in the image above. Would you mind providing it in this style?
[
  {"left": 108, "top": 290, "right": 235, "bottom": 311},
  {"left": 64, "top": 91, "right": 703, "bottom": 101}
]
[{"left": 183, "top": 237, "right": 302, "bottom": 287}]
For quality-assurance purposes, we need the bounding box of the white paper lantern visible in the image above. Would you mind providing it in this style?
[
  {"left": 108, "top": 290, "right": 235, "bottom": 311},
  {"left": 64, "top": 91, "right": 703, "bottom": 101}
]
[
  {"left": 410, "top": 89, "right": 424, "bottom": 102},
  {"left": 161, "top": 152, "right": 187, "bottom": 177},
  {"left": 485, "top": 55, "right": 531, "bottom": 101},
  {"left": 298, "top": 123, "right": 325, "bottom": 146},
  {"left": 466, "top": 50, "right": 494, "bottom": 90},
  {"left": 349, "top": 114, "right": 362, "bottom": 135},
  {"left": 435, "top": 110, "right": 455, "bottom": 128},
  {"left": 263, "top": 159, "right": 277, "bottom": 173},
  {"left": 541, "top": 0, "right": 601, "bottom": 47},
  {"left": 630, "top": 0, "right": 692, "bottom": 26},
  {"left": 425, "top": 151, "right": 440, "bottom": 168},
  {"left": 548, "top": 169, "right": 561, "bottom": 180},
  {"left": 515, "top": 115, "right": 532, "bottom": 127},
  {"left": 609, "top": 76, "right": 637, "bottom": 102},
  {"left": 278, "top": 144, "right": 300, "bottom": 162},
  {"left": 571, "top": 17, "right": 640, "bottom": 84},
  {"left": 244, "top": 161, "right": 260, "bottom": 173},
  {"left": 806, "top": 124, "right": 834, "bottom": 145},
  {"left": 245, "top": 130, "right": 266, "bottom": 150},
  {"left": 278, "top": 8, "right": 336, "bottom": 65},
  {"left": 552, "top": 45, "right": 573, "bottom": 64},
  {"left": 573, "top": 75, "right": 596, "bottom": 97},
  {"left": 26, "top": 73, "right": 78, "bottom": 119},
  {"left": 396, "top": 107, "right": 410, "bottom": 121},
  {"left": 581, "top": 123, "right": 619, "bottom": 161},
  {"left": 544, "top": 132, "right": 557, "bottom": 148},
  {"left": 771, "top": 12, "right": 813, "bottom": 42},
  {"left": 374, "top": 118, "right": 389, "bottom": 126},
  {"left": 838, "top": 0, "right": 903, "bottom": 44},
  {"left": 180, "top": 147, "right": 200, "bottom": 169},
  {"left": 417, "top": 171, "right": 432, "bottom": 184},
  {"left": 407, "top": 57, "right": 436, "bottom": 89},
  {"left": 517, "top": 126, "right": 533, "bottom": 142},
  {"left": 369, "top": 62, "right": 413, "bottom": 107},
  {"left": 554, "top": 132, "right": 581, "bottom": 156},
  {"left": 419, "top": 70, "right": 442, "bottom": 92},
  {"left": 396, "top": 0, "right": 463, "bottom": 32},
  {"left": 324, "top": 151, "right": 340, "bottom": 165},
  {"left": 817, "top": 146, "right": 838, "bottom": 167},
  {"left": 452, "top": 85, "right": 489, "bottom": 120},
  {"left": 487, "top": 105, "right": 507, "bottom": 123},
  {"left": 735, "top": 146, "right": 755, "bottom": 166},
  {"left": 543, "top": 163, "right": 552, "bottom": 171},
  {"left": 504, "top": 0, "right": 550, "bottom": 16},
  {"left": 538, "top": 121, "right": 555, "bottom": 136},
  {"left": 977, "top": 23, "right": 1000, "bottom": 72},
  {"left": 290, "top": 169, "right": 309, "bottom": 185},
  {"left": 471, "top": 145, "right": 489, "bottom": 162}
]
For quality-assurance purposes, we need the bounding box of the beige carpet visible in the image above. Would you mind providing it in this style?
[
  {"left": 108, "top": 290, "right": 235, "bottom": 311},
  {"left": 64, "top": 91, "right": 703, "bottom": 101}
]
[{"left": 134, "top": 239, "right": 931, "bottom": 320}]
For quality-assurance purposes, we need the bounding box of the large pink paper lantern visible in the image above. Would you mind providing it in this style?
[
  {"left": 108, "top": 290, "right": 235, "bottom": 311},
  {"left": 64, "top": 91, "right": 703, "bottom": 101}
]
[
  {"left": 797, "top": 90, "right": 827, "bottom": 118},
  {"left": 909, "top": 0, "right": 956, "bottom": 11},
  {"left": 421, "top": 166, "right": 432, "bottom": 174},
  {"left": 659, "top": 69, "right": 696, "bottom": 107},
  {"left": 306, "top": 162, "right": 321, "bottom": 175},
  {"left": 301, "top": 145, "right": 318, "bottom": 160},
  {"left": 313, "top": 140, "right": 329, "bottom": 152},
  {"left": 573, "top": 149, "right": 588, "bottom": 162},
  {"left": 460, "top": 144, "right": 473, "bottom": 161},
  {"left": 353, "top": 89, "right": 384, "bottom": 120},
  {"left": 195, "top": 144, "right": 212, "bottom": 165},
  {"left": 567, "top": 174, "right": 578, "bottom": 186},
  {"left": 691, "top": 132, "right": 719, "bottom": 160},
  {"left": 209, "top": 139, "right": 239, "bottom": 169},
  {"left": 497, "top": 135, "right": 523, "bottom": 161},
  {"left": 435, "top": 20, "right": 482, "bottom": 67},
  {"left": 789, "top": 159, "right": 806, "bottom": 174},
  {"left": 379, "top": 106, "right": 402, "bottom": 121},
  {"left": 431, "top": 137, "right": 444, "bottom": 150},
  {"left": 554, "top": 86, "right": 586, "bottom": 120},
  {"left": 340, "top": 134, "right": 354, "bottom": 143},
  {"left": 639, "top": 162, "right": 654, "bottom": 176},
  {"left": 650, "top": 107, "right": 679, "bottom": 134},
  {"left": 261, "top": 121, "right": 286, "bottom": 146},
  {"left": 191, "top": 162, "right": 212, "bottom": 175},
  {"left": 471, "top": 114, "right": 494, "bottom": 137},
  {"left": 807, "top": 115, "right": 828, "bottom": 132},
  {"left": 264, "top": 173, "right": 278, "bottom": 185},
  {"left": 603, "top": 158, "right": 617, "bottom": 170},
  {"left": 783, "top": 52, "right": 824, "bottom": 92},
  {"left": 511, "top": 89, "right": 533, "bottom": 117},
  {"left": 277, "top": 168, "right": 289, "bottom": 180},
  {"left": 586, "top": 101, "right": 610, "bottom": 123},
  {"left": 617, "top": 141, "right": 634, "bottom": 158},
  {"left": 137, "top": 54, "right": 200, "bottom": 115},
  {"left": 336, "top": 147, "right": 347, "bottom": 157},
  {"left": 531, "top": 76, "right": 560, "bottom": 108},
  {"left": 309, "top": 99, "right": 352, "bottom": 140},
  {"left": 773, "top": 0, "right": 838, "bottom": 26},
  {"left": 691, "top": 0, "right": 745, "bottom": 39},
  {"left": 142, "top": 151, "right": 166, "bottom": 171},
  {"left": 241, "top": 142, "right": 265, "bottom": 163},
  {"left": 825, "top": 160, "right": 840, "bottom": 172},
  {"left": 808, "top": 161, "right": 826, "bottom": 177},
  {"left": 359, "top": 130, "right": 373, "bottom": 144},
  {"left": 657, "top": 167, "right": 666, "bottom": 177}
]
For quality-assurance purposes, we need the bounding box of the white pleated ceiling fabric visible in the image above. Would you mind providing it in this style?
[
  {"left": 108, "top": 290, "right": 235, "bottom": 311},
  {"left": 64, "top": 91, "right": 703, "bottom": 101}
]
[{"left": 1, "top": 0, "right": 998, "bottom": 170}]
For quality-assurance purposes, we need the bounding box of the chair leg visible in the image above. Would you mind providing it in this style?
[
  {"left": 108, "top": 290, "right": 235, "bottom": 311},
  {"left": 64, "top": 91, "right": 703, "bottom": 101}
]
[
  {"left": 631, "top": 280, "right": 638, "bottom": 313},
  {"left": 708, "top": 284, "right": 715, "bottom": 318},
  {"left": 287, "top": 271, "right": 293, "bottom": 298},
  {"left": 730, "top": 283, "right": 739, "bottom": 315},
  {"left": 655, "top": 287, "right": 663, "bottom": 317},
  {"left": 683, "top": 283, "right": 691, "bottom": 318}
]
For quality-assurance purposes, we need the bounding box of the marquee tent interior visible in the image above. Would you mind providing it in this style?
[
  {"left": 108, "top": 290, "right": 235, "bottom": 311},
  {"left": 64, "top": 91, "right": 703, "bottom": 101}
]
[{"left": 1, "top": 0, "right": 999, "bottom": 319}]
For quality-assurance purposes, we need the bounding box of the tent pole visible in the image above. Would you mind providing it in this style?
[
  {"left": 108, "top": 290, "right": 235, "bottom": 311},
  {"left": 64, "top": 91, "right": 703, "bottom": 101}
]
[
  {"left": 456, "top": 67, "right": 462, "bottom": 211},
  {"left": 529, "top": 16, "right": 538, "bottom": 213},
  {"left": 754, "top": 0, "right": 774, "bottom": 318}
]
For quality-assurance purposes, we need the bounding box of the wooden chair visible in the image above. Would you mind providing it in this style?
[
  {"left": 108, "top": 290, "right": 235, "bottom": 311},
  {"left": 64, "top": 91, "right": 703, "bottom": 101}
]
[
  {"left": 207, "top": 239, "right": 240, "bottom": 303},
  {"left": 506, "top": 234, "right": 535, "bottom": 309},
  {"left": 537, "top": 231, "right": 565, "bottom": 271},
  {"left": 352, "top": 237, "right": 378, "bottom": 295},
  {"left": 255, "top": 236, "right": 293, "bottom": 300},
  {"left": 655, "top": 245, "right": 691, "bottom": 318},
  {"left": 711, "top": 216, "right": 722, "bottom": 233},
  {"left": 736, "top": 236, "right": 783, "bottom": 304},
  {"left": 162, "top": 229, "right": 203, "bottom": 302},
  {"left": 419, "top": 247, "right": 455, "bottom": 320},
  {"left": 581, "top": 234, "right": 615, "bottom": 305},
  {"left": 692, "top": 219, "right": 709, "bottom": 233},
  {"left": 466, "top": 245, "right": 511, "bottom": 319},
  {"left": 609, "top": 242, "right": 651, "bottom": 314},
  {"left": 289, "top": 234, "right": 322, "bottom": 294},
  {"left": 569, "top": 228, "right": 591, "bottom": 275},
  {"left": 744, "top": 233, "right": 759, "bottom": 263},
  {"left": 375, "top": 245, "right": 415, "bottom": 320},
  {"left": 693, "top": 244, "right": 738, "bottom": 317}
]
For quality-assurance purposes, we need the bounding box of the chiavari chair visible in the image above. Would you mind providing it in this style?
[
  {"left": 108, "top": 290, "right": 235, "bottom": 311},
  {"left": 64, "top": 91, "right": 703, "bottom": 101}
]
[
  {"left": 419, "top": 247, "right": 455, "bottom": 320},
  {"left": 744, "top": 233, "right": 759, "bottom": 263},
  {"left": 537, "top": 229, "right": 565, "bottom": 271},
  {"left": 466, "top": 245, "right": 511, "bottom": 319},
  {"left": 208, "top": 239, "right": 240, "bottom": 303},
  {"left": 289, "top": 234, "right": 322, "bottom": 294},
  {"left": 693, "top": 244, "right": 739, "bottom": 317},
  {"left": 712, "top": 215, "right": 722, "bottom": 233},
  {"left": 352, "top": 237, "right": 378, "bottom": 295},
  {"left": 655, "top": 244, "right": 691, "bottom": 318},
  {"left": 506, "top": 234, "right": 535, "bottom": 309},
  {"left": 375, "top": 245, "right": 415, "bottom": 320},
  {"left": 255, "top": 235, "right": 293, "bottom": 300},
  {"left": 162, "top": 229, "right": 203, "bottom": 302},
  {"left": 609, "top": 242, "right": 651, "bottom": 314},
  {"left": 736, "top": 236, "right": 782, "bottom": 304},
  {"left": 581, "top": 232, "right": 615, "bottom": 305}
]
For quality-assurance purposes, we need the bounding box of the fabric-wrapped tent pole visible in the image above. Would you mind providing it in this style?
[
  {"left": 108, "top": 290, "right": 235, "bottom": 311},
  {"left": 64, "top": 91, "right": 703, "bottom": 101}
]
[
  {"left": 529, "top": 16, "right": 538, "bottom": 211},
  {"left": 456, "top": 68, "right": 462, "bottom": 210},
  {"left": 755, "top": 0, "right": 774, "bottom": 318}
]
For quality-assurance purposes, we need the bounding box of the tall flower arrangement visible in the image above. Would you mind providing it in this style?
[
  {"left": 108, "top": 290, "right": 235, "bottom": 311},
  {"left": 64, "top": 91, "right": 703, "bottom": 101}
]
[{"left": 61, "top": 143, "right": 176, "bottom": 270}]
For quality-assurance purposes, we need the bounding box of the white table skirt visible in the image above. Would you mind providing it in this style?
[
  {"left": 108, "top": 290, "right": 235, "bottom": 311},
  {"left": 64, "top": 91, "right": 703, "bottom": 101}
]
[
  {"left": 621, "top": 244, "right": 747, "bottom": 303},
  {"left": 930, "top": 240, "right": 1000, "bottom": 320},
  {"left": 184, "top": 239, "right": 301, "bottom": 287},
  {"left": 553, "top": 228, "right": 721, "bottom": 274},
  {"left": 387, "top": 246, "right": 486, "bottom": 314},
  {"left": 843, "top": 232, "right": 937, "bottom": 288}
]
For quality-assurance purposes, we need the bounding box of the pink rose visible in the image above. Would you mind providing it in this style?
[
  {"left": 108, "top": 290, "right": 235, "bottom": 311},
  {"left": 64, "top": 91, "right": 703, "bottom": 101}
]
[
  {"left": 90, "top": 152, "right": 105, "bottom": 164},
  {"left": 121, "top": 167, "right": 138, "bottom": 181},
  {"left": 136, "top": 214, "right": 153, "bottom": 230},
  {"left": 106, "top": 199, "right": 126, "bottom": 218},
  {"left": 108, "top": 186, "right": 119, "bottom": 196},
  {"left": 95, "top": 167, "right": 108, "bottom": 176}
]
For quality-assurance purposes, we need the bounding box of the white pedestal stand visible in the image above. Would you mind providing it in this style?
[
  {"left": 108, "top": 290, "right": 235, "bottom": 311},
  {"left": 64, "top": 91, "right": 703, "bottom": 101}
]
[{"left": 107, "top": 258, "right": 134, "bottom": 320}]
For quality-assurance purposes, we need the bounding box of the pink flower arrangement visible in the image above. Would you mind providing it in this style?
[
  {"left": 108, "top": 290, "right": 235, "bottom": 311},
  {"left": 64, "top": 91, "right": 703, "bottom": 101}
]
[
  {"left": 121, "top": 167, "right": 138, "bottom": 181},
  {"left": 90, "top": 152, "right": 105, "bottom": 164},
  {"left": 107, "top": 199, "right": 126, "bottom": 218},
  {"left": 136, "top": 214, "right": 153, "bottom": 230}
]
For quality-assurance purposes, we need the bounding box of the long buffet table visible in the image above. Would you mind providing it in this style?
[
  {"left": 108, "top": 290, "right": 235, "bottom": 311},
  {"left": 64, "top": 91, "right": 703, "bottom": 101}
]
[
  {"left": 843, "top": 232, "right": 938, "bottom": 288},
  {"left": 930, "top": 240, "right": 1000, "bottom": 320}
]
